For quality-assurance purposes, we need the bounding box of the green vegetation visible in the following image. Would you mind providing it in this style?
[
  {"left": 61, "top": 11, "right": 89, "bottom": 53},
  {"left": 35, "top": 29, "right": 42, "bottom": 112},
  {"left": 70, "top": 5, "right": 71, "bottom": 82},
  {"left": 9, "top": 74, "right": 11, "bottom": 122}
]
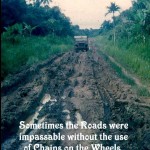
[
  {"left": 72, "top": 25, "right": 99, "bottom": 37},
  {"left": 1, "top": 0, "right": 75, "bottom": 80},
  {"left": 136, "top": 86, "right": 150, "bottom": 97},
  {"left": 95, "top": 0, "right": 150, "bottom": 86},
  {"left": 2, "top": 0, "right": 73, "bottom": 36},
  {"left": 1, "top": 25, "right": 73, "bottom": 80},
  {"left": 95, "top": 36, "right": 150, "bottom": 84},
  {"left": 99, "top": 51, "right": 150, "bottom": 96},
  {"left": 99, "top": 51, "right": 136, "bottom": 86},
  {"left": 105, "top": 2, "right": 120, "bottom": 45}
]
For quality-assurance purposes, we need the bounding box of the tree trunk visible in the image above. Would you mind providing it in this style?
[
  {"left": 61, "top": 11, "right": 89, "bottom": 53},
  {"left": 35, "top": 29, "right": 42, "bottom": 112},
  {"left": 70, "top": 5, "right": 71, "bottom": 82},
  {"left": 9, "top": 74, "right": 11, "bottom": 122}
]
[
  {"left": 113, "top": 31, "right": 116, "bottom": 45},
  {"left": 113, "top": 12, "right": 116, "bottom": 45}
]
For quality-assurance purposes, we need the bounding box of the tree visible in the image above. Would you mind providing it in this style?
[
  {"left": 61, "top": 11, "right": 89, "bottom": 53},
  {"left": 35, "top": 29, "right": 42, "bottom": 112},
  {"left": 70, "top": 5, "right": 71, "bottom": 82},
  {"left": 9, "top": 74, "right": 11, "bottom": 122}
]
[
  {"left": 105, "top": 2, "right": 120, "bottom": 44},
  {"left": 1, "top": 0, "right": 73, "bottom": 37},
  {"left": 99, "top": 20, "right": 113, "bottom": 34},
  {"left": 1, "top": 0, "right": 27, "bottom": 31},
  {"left": 23, "top": 22, "right": 38, "bottom": 36},
  {"left": 33, "top": 0, "right": 52, "bottom": 7}
]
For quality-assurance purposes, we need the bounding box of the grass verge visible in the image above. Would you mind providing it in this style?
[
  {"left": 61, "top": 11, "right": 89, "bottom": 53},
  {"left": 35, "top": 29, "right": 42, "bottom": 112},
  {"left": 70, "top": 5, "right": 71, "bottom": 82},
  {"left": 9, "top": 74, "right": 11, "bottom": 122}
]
[
  {"left": 1, "top": 34, "right": 73, "bottom": 80},
  {"left": 97, "top": 43, "right": 150, "bottom": 97},
  {"left": 94, "top": 36, "right": 150, "bottom": 86}
]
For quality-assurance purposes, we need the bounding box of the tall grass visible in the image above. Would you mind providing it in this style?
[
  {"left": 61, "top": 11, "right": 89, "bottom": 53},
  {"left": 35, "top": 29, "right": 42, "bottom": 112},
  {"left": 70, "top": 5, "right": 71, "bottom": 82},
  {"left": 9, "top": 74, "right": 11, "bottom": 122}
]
[
  {"left": 1, "top": 34, "right": 73, "bottom": 80},
  {"left": 94, "top": 35, "right": 150, "bottom": 85}
]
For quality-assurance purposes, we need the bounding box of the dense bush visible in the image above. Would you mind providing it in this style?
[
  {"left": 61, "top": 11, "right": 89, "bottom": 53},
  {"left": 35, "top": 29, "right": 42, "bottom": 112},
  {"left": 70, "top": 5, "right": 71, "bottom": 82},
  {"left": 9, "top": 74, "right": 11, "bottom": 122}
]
[
  {"left": 1, "top": 0, "right": 73, "bottom": 36},
  {"left": 96, "top": 0, "right": 150, "bottom": 85},
  {"left": 1, "top": 0, "right": 75, "bottom": 80},
  {"left": 1, "top": 30, "right": 73, "bottom": 80}
]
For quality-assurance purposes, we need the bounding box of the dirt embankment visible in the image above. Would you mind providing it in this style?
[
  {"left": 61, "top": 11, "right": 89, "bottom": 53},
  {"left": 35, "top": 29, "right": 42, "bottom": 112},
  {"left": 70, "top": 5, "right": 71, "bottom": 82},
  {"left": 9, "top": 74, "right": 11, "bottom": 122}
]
[{"left": 1, "top": 44, "right": 150, "bottom": 150}]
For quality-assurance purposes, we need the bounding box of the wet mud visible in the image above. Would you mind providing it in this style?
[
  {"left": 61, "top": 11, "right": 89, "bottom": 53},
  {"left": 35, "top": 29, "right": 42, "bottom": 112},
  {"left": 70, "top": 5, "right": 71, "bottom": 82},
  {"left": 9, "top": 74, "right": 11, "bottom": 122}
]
[{"left": 1, "top": 43, "right": 150, "bottom": 150}]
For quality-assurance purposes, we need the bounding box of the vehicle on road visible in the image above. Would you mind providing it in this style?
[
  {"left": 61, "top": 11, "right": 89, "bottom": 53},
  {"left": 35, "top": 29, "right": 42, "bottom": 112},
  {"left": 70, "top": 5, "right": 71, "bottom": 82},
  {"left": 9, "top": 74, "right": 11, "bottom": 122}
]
[{"left": 74, "top": 36, "right": 89, "bottom": 52}]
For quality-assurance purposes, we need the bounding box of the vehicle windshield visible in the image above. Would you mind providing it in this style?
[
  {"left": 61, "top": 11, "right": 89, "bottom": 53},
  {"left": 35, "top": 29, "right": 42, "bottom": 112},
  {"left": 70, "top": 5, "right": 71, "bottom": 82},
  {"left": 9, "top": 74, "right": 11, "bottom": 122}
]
[{"left": 74, "top": 36, "right": 88, "bottom": 42}]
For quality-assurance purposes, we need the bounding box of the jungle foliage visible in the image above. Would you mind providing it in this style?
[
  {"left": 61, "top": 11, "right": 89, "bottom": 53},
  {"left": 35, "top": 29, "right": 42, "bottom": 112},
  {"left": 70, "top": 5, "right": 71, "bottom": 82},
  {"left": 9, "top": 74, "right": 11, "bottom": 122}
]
[
  {"left": 1, "top": 0, "right": 73, "bottom": 36},
  {"left": 1, "top": 0, "right": 74, "bottom": 80},
  {"left": 96, "top": 0, "right": 150, "bottom": 84}
]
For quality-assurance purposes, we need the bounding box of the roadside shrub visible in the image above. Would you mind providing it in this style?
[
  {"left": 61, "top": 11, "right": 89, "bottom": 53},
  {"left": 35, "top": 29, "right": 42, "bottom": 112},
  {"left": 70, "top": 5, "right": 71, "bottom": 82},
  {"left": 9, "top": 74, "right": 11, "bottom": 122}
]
[
  {"left": 1, "top": 34, "right": 73, "bottom": 80},
  {"left": 94, "top": 35, "right": 150, "bottom": 85},
  {"left": 2, "top": 24, "right": 23, "bottom": 44}
]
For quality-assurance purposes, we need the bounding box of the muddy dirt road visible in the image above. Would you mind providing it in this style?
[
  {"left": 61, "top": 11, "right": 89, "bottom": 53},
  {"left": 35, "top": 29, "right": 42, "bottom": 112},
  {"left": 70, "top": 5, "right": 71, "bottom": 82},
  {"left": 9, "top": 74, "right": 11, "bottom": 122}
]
[{"left": 1, "top": 43, "right": 150, "bottom": 150}]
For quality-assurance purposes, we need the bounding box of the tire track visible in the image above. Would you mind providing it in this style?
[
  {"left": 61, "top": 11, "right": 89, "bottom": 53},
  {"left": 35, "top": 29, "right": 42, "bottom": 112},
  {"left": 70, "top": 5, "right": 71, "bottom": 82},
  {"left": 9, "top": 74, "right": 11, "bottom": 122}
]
[{"left": 1, "top": 46, "right": 150, "bottom": 150}]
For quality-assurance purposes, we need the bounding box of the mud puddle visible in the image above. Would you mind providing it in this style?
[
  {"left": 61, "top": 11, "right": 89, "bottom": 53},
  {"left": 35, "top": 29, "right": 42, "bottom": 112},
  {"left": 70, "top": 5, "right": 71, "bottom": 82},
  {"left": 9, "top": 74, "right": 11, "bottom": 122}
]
[
  {"left": 18, "top": 94, "right": 54, "bottom": 134},
  {"left": 75, "top": 111, "right": 83, "bottom": 126}
]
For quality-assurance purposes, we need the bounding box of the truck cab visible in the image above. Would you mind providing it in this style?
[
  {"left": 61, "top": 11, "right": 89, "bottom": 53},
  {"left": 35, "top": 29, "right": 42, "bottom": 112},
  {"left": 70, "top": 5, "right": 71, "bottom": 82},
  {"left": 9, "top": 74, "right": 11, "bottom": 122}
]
[{"left": 74, "top": 36, "right": 89, "bottom": 52}]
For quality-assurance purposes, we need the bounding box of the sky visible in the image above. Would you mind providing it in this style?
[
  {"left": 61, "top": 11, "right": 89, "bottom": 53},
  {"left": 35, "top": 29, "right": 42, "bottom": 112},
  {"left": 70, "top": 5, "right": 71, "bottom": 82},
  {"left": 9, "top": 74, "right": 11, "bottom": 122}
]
[{"left": 50, "top": 0, "right": 132, "bottom": 29}]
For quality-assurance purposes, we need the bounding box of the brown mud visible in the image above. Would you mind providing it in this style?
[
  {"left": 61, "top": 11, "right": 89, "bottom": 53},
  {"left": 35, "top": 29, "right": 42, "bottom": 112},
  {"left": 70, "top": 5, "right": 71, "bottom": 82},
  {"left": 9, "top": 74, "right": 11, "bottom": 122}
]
[{"left": 1, "top": 43, "right": 150, "bottom": 150}]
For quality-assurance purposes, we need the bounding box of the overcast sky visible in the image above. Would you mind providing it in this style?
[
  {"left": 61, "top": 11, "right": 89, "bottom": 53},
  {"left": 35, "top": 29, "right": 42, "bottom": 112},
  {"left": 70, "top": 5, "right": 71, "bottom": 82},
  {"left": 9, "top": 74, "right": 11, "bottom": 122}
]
[{"left": 51, "top": 0, "right": 132, "bottom": 29}]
